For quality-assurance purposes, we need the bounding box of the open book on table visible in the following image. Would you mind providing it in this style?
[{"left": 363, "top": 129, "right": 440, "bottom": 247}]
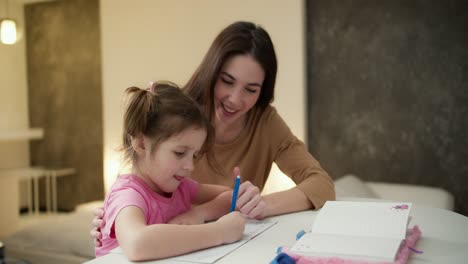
[{"left": 290, "top": 201, "right": 412, "bottom": 262}]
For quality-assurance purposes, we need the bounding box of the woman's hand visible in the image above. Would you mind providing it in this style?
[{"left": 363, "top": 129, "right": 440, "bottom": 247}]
[
  {"left": 232, "top": 167, "right": 268, "bottom": 219},
  {"left": 90, "top": 207, "right": 105, "bottom": 247}
]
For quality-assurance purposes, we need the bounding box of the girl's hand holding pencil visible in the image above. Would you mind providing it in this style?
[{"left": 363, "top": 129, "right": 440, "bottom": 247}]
[{"left": 215, "top": 211, "right": 246, "bottom": 244}]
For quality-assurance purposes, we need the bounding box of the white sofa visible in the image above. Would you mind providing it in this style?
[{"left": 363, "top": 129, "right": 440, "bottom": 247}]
[
  {"left": 334, "top": 174, "right": 455, "bottom": 210},
  {"left": 3, "top": 202, "right": 99, "bottom": 264}
]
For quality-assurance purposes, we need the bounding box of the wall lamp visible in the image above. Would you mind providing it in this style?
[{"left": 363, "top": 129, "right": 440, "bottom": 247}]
[{"left": 1, "top": 0, "right": 17, "bottom": 45}]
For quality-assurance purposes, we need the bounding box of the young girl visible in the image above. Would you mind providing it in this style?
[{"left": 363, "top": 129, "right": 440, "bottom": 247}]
[{"left": 95, "top": 82, "right": 245, "bottom": 261}]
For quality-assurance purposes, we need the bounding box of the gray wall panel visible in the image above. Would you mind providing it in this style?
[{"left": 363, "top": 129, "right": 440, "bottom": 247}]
[
  {"left": 306, "top": 0, "right": 468, "bottom": 215},
  {"left": 25, "top": 0, "right": 103, "bottom": 211}
]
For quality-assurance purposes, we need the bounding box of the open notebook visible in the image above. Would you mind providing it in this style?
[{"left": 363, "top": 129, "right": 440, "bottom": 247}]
[{"left": 290, "top": 201, "right": 412, "bottom": 262}]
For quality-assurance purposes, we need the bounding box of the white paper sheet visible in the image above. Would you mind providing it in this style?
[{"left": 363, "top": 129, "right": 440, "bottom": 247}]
[{"left": 110, "top": 219, "right": 276, "bottom": 263}]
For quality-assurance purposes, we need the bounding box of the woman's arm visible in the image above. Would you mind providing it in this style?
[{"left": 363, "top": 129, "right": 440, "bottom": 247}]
[
  {"left": 262, "top": 187, "right": 313, "bottom": 217},
  {"left": 116, "top": 205, "right": 245, "bottom": 262},
  {"left": 236, "top": 107, "right": 335, "bottom": 219},
  {"left": 235, "top": 183, "right": 312, "bottom": 219},
  {"left": 252, "top": 148, "right": 335, "bottom": 218},
  {"left": 270, "top": 137, "right": 336, "bottom": 214},
  {"left": 265, "top": 107, "right": 335, "bottom": 214}
]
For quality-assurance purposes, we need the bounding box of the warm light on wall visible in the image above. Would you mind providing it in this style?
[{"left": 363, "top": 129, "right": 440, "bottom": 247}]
[
  {"left": 0, "top": 19, "right": 17, "bottom": 45},
  {"left": 104, "top": 152, "right": 125, "bottom": 194},
  {"left": 261, "top": 163, "right": 296, "bottom": 195}
]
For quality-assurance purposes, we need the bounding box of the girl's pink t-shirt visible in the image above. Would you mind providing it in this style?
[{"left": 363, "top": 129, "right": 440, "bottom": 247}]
[{"left": 95, "top": 174, "right": 199, "bottom": 257}]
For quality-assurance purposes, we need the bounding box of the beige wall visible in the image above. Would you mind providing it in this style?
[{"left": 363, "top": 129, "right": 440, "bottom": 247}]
[
  {"left": 0, "top": 0, "right": 30, "bottom": 238},
  {"left": 100, "top": 0, "right": 305, "bottom": 193},
  {"left": 0, "top": 0, "right": 29, "bottom": 166}
]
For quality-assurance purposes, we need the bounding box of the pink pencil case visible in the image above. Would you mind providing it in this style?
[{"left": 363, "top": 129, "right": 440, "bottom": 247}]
[{"left": 273, "top": 225, "right": 422, "bottom": 264}]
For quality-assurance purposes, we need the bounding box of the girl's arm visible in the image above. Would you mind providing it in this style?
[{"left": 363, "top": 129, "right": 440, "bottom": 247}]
[
  {"left": 193, "top": 184, "right": 230, "bottom": 204},
  {"left": 168, "top": 184, "right": 232, "bottom": 225},
  {"left": 115, "top": 205, "right": 245, "bottom": 262},
  {"left": 192, "top": 186, "right": 233, "bottom": 221}
]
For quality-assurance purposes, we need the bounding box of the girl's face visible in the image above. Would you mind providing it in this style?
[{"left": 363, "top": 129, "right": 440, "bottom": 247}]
[
  {"left": 139, "top": 127, "right": 207, "bottom": 196},
  {"left": 213, "top": 54, "right": 265, "bottom": 128}
]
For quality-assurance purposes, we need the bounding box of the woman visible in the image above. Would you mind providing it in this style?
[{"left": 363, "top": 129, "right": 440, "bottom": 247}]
[{"left": 92, "top": 21, "right": 335, "bottom": 245}]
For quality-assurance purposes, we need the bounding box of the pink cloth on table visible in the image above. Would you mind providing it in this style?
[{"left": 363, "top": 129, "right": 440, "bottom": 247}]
[{"left": 280, "top": 226, "right": 422, "bottom": 264}]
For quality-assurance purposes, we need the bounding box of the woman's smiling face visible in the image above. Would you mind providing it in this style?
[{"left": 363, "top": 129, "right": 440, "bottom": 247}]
[{"left": 213, "top": 54, "right": 265, "bottom": 128}]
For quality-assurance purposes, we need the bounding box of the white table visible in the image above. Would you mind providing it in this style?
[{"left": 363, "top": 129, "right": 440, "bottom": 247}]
[{"left": 85, "top": 202, "right": 468, "bottom": 264}]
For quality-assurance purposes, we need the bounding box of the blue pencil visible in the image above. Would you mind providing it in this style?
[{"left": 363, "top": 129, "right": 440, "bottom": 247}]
[{"left": 230, "top": 175, "right": 241, "bottom": 212}]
